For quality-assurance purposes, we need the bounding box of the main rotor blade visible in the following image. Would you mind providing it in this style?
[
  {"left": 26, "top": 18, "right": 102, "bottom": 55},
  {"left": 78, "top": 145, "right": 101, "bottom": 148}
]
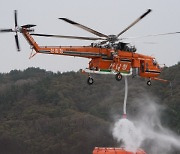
[
  {"left": 21, "top": 24, "right": 36, "bottom": 28},
  {"left": 31, "top": 33, "right": 106, "bottom": 41},
  {"left": 120, "top": 32, "right": 180, "bottom": 40},
  {"left": 59, "top": 18, "right": 108, "bottom": 38},
  {"left": 15, "top": 34, "right": 20, "bottom": 51},
  {"left": 0, "top": 29, "right": 13, "bottom": 32},
  {"left": 116, "top": 9, "right": 152, "bottom": 38},
  {"left": 14, "top": 10, "right": 18, "bottom": 27}
]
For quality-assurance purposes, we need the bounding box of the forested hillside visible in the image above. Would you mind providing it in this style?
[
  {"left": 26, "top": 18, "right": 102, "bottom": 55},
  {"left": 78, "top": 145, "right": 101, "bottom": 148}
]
[{"left": 0, "top": 63, "right": 179, "bottom": 154}]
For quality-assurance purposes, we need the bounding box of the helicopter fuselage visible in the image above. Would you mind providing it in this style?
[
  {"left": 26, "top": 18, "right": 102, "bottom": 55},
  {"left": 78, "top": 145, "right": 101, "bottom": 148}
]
[{"left": 22, "top": 28, "right": 162, "bottom": 85}]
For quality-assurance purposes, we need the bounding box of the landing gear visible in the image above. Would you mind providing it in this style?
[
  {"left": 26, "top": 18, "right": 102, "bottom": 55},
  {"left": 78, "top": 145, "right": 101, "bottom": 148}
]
[
  {"left": 87, "top": 76, "right": 94, "bottom": 85},
  {"left": 115, "top": 73, "right": 122, "bottom": 81},
  {"left": 147, "top": 80, "right": 151, "bottom": 86}
]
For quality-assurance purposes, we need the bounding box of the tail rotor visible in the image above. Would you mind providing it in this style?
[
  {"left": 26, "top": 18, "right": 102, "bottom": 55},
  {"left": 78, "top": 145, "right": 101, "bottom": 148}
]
[
  {"left": 0, "top": 10, "right": 36, "bottom": 51},
  {"left": 14, "top": 10, "right": 18, "bottom": 28},
  {"left": 14, "top": 10, "right": 20, "bottom": 51},
  {"left": 0, "top": 10, "right": 20, "bottom": 51},
  {"left": 14, "top": 33, "right": 20, "bottom": 51}
]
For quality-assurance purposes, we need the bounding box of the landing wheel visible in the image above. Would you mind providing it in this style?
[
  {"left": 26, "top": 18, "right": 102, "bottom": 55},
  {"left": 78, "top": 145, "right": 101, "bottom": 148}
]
[
  {"left": 87, "top": 77, "right": 94, "bottom": 85},
  {"left": 147, "top": 80, "right": 151, "bottom": 86},
  {"left": 115, "top": 73, "right": 122, "bottom": 81}
]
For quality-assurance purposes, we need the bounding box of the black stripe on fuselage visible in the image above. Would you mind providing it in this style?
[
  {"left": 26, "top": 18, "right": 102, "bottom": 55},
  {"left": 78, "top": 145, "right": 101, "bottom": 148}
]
[
  {"left": 63, "top": 51, "right": 102, "bottom": 57},
  {"left": 39, "top": 50, "right": 108, "bottom": 58},
  {"left": 39, "top": 50, "right": 51, "bottom": 54},
  {"left": 145, "top": 70, "right": 161, "bottom": 74},
  {"left": 120, "top": 59, "right": 131, "bottom": 62}
]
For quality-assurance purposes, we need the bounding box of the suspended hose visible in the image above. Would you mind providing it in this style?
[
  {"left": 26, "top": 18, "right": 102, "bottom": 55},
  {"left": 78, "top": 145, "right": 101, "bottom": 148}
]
[{"left": 123, "top": 76, "right": 128, "bottom": 118}]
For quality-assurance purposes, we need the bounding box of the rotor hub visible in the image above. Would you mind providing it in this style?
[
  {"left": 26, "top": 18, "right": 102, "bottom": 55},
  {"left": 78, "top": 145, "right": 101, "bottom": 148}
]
[
  {"left": 14, "top": 26, "right": 21, "bottom": 33},
  {"left": 107, "top": 35, "right": 118, "bottom": 43}
]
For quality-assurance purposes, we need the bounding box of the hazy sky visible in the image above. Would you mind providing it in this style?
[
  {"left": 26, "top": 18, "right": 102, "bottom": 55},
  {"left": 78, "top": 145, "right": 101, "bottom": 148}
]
[{"left": 0, "top": 0, "right": 180, "bottom": 73}]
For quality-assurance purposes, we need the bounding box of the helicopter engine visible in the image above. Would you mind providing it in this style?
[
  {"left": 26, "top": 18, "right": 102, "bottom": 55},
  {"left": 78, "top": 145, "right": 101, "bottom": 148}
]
[{"left": 116, "top": 42, "right": 136, "bottom": 52}]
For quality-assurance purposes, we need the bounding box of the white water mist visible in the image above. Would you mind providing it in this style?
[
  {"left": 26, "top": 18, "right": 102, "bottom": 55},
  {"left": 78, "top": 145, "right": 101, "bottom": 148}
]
[
  {"left": 135, "top": 97, "right": 180, "bottom": 154},
  {"left": 112, "top": 95, "right": 180, "bottom": 154},
  {"left": 112, "top": 118, "right": 143, "bottom": 152},
  {"left": 112, "top": 76, "right": 143, "bottom": 152}
]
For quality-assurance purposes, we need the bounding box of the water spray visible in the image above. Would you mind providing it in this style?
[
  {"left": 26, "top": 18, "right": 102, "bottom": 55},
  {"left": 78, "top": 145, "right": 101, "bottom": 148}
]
[{"left": 112, "top": 76, "right": 143, "bottom": 152}]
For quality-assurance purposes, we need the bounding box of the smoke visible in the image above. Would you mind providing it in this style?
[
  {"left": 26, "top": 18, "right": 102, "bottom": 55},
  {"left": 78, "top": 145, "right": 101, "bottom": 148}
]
[{"left": 112, "top": 95, "right": 180, "bottom": 154}]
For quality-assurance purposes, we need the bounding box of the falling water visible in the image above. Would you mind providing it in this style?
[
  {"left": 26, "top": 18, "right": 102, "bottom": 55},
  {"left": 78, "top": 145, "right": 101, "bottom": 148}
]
[
  {"left": 112, "top": 117, "right": 143, "bottom": 152},
  {"left": 112, "top": 76, "right": 143, "bottom": 152},
  {"left": 112, "top": 79, "right": 180, "bottom": 154},
  {"left": 123, "top": 76, "right": 128, "bottom": 116}
]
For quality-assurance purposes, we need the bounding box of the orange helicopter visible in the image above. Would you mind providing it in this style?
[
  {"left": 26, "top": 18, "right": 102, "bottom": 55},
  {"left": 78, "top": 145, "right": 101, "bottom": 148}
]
[{"left": 1, "top": 9, "right": 179, "bottom": 85}]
